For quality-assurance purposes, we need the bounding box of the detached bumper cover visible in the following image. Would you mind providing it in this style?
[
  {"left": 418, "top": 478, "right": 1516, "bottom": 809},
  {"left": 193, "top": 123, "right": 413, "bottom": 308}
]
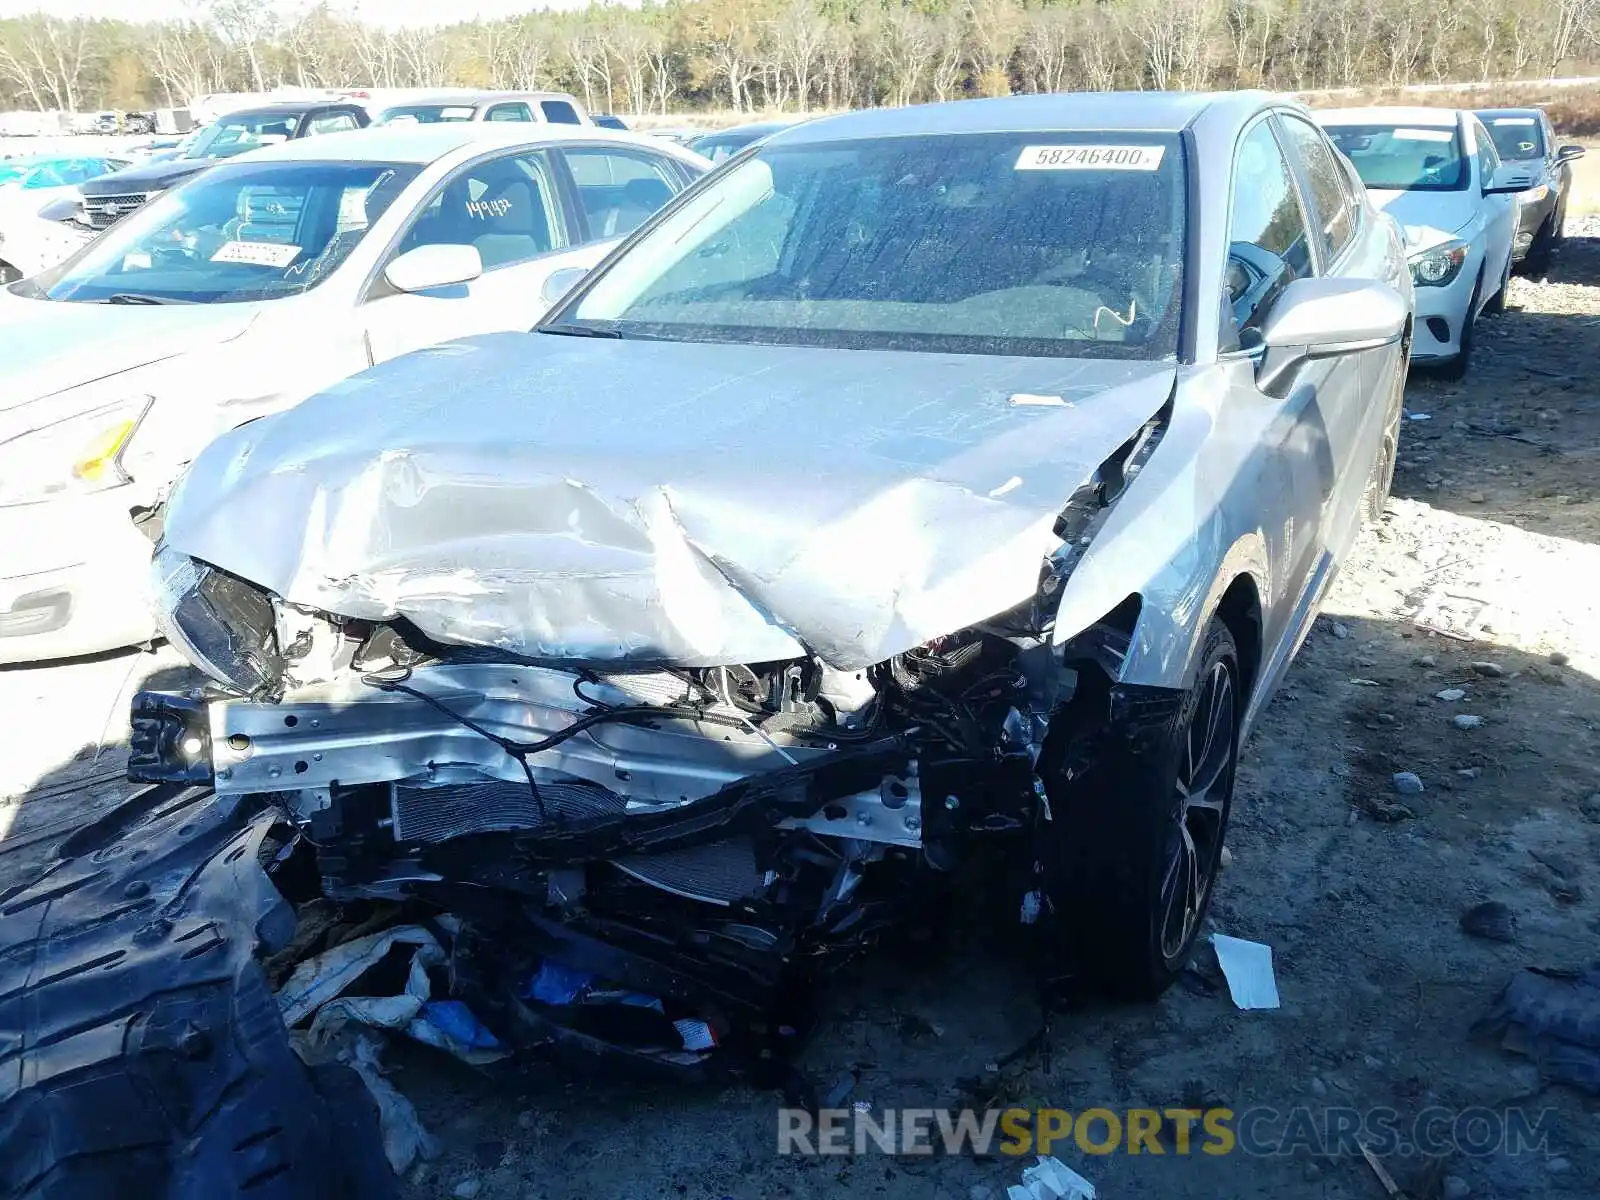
[{"left": 0, "top": 787, "right": 396, "bottom": 1200}]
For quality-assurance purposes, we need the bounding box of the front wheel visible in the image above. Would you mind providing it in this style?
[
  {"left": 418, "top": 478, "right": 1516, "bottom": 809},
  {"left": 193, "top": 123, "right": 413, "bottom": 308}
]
[
  {"left": 1526, "top": 217, "right": 1556, "bottom": 275},
  {"left": 1436, "top": 273, "right": 1481, "bottom": 382},
  {"left": 1483, "top": 251, "right": 1511, "bottom": 315},
  {"left": 1040, "top": 620, "right": 1241, "bottom": 999}
]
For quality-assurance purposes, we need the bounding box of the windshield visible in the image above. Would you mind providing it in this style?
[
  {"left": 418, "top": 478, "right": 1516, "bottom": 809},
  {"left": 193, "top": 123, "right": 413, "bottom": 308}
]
[
  {"left": 558, "top": 132, "right": 1186, "bottom": 360},
  {"left": 1483, "top": 116, "right": 1546, "bottom": 162},
  {"left": 186, "top": 112, "right": 304, "bottom": 160},
  {"left": 30, "top": 160, "right": 420, "bottom": 305},
  {"left": 378, "top": 104, "right": 478, "bottom": 125},
  {"left": 1321, "top": 123, "right": 1468, "bottom": 191}
]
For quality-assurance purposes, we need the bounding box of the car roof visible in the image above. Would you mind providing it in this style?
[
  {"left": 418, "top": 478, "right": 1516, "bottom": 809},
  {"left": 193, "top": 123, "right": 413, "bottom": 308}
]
[
  {"left": 383, "top": 91, "right": 579, "bottom": 107},
  {"left": 696, "top": 120, "right": 797, "bottom": 139},
  {"left": 1314, "top": 106, "right": 1464, "bottom": 127},
  {"left": 1476, "top": 107, "right": 1544, "bottom": 120},
  {"left": 228, "top": 123, "right": 699, "bottom": 167},
  {"left": 772, "top": 92, "right": 1272, "bottom": 145},
  {"left": 219, "top": 101, "right": 354, "bottom": 119}
]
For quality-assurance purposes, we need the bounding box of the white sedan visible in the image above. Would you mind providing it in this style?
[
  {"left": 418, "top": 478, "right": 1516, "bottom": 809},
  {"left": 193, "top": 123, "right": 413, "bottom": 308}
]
[
  {"left": 1316, "top": 107, "right": 1524, "bottom": 379},
  {"left": 0, "top": 123, "right": 708, "bottom": 663}
]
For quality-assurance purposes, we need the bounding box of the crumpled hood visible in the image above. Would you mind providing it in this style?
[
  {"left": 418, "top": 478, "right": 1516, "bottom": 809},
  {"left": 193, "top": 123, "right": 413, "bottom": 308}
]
[
  {"left": 0, "top": 291, "right": 258, "bottom": 431},
  {"left": 1366, "top": 188, "right": 1477, "bottom": 254},
  {"left": 164, "top": 334, "right": 1176, "bottom": 670}
]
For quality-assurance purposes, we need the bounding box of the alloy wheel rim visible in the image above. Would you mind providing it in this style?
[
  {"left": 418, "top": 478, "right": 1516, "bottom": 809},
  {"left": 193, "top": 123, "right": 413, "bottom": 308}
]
[{"left": 1159, "top": 660, "right": 1235, "bottom": 962}]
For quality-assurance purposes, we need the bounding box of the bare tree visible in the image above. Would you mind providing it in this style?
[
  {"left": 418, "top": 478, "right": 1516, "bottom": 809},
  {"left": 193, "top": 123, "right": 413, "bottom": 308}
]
[
  {"left": 876, "top": 6, "right": 939, "bottom": 107},
  {"left": 0, "top": 16, "right": 100, "bottom": 111},
  {"left": 966, "top": 0, "right": 1023, "bottom": 97},
  {"left": 1019, "top": 7, "right": 1077, "bottom": 95},
  {"left": 770, "top": 0, "right": 828, "bottom": 110},
  {"left": 698, "top": 6, "right": 762, "bottom": 111},
  {"left": 930, "top": 7, "right": 967, "bottom": 102},
  {"left": 208, "top": 0, "right": 273, "bottom": 92}
]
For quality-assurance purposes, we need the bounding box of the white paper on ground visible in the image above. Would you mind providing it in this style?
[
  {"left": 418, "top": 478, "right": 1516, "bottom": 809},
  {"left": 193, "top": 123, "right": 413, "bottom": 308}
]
[
  {"left": 1211, "top": 933, "right": 1282, "bottom": 1010},
  {"left": 1006, "top": 1154, "right": 1096, "bottom": 1200}
]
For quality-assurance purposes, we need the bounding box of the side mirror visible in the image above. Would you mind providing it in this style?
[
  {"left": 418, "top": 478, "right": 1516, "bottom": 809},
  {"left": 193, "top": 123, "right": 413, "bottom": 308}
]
[
  {"left": 1256, "top": 277, "right": 1409, "bottom": 398},
  {"left": 383, "top": 243, "right": 482, "bottom": 294},
  {"left": 1557, "top": 143, "right": 1586, "bottom": 164},
  {"left": 1483, "top": 174, "right": 1534, "bottom": 196},
  {"left": 541, "top": 265, "right": 587, "bottom": 305}
]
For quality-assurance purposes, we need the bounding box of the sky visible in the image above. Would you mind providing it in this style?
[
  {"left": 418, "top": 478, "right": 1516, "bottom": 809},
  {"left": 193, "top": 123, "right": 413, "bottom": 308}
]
[{"left": 0, "top": 0, "right": 605, "bottom": 25}]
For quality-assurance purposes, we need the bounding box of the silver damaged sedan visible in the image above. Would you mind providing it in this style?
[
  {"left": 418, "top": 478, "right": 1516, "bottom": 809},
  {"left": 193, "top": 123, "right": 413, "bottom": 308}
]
[{"left": 139, "top": 91, "right": 1414, "bottom": 1004}]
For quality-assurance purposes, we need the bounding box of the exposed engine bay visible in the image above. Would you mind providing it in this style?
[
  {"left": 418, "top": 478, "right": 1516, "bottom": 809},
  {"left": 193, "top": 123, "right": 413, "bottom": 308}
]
[
  {"left": 127, "top": 405, "right": 1165, "bottom": 1076},
  {"left": 130, "top": 609, "right": 1073, "bottom": 1078}
]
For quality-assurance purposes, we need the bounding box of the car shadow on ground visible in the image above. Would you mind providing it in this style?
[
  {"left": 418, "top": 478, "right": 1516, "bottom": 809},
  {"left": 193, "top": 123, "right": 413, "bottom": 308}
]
[{"left": 0, "top": 646, "right": 202, "bottom": 887}]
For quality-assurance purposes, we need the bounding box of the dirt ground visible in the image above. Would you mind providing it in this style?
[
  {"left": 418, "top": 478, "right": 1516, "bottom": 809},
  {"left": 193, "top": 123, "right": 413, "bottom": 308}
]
[{"left": 5, "top": 229, "right": 1600, "bottom": 1200}]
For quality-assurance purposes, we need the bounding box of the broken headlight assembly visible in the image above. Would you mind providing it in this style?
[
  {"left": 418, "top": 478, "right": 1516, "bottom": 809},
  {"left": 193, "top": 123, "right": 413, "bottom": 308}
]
[{"left": 151, "top": 542, "right": 283, "bottom": 695}]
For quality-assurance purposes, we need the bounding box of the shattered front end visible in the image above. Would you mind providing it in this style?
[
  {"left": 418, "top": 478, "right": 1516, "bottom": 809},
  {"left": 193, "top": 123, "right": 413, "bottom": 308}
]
[{"left": 131, "top": 551, "right": 1074, "bottom": 1077}]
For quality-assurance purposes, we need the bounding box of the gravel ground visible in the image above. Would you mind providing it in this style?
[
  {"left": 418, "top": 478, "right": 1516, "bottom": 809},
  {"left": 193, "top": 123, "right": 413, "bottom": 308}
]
[{"left": 6, "top": 226, "right": 1600, "bottom": 1200}]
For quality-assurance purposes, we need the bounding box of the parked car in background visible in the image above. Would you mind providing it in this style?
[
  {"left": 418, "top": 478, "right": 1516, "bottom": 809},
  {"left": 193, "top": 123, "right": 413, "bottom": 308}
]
[
  {"left": 144, "top": 92, "right": 1411, "bottom": 1028},
  {"left": 75, "top": 100, "right": 371, "bottom": 232},
  {"left": 0, "top": 155, "right": 128, "bottom": 199},
  {"left": 592, "top": 113, "right": 629, "bottom": 131},
  {"left": 1474, "top": 107, "right": 1586, "bottom": 272},
  {"left": 0, "top": 124, "right": 708, "bottom": 663},
  {"left": 0, "top": 155, "right": 130, "bottom": 281},
  {"left": 687, "top": 119, "right": 799, "bottom": 163},
  {"left": 125, "top": 136, "right": 190, "bottom": 162},
  {"left": 374, "top": 91, "right": 590, "bottom": 128},
  {"left": 647, "top": 126, "right": 712, "bottom": 146},
  {"left": 1317, "top": 106, "right": 1522, "bottom": 379}
]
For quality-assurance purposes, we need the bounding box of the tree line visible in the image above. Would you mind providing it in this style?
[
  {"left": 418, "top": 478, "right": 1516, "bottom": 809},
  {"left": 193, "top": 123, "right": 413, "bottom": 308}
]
[{"left": 1, "top": 0, "right": 1596, "bottom": 117}]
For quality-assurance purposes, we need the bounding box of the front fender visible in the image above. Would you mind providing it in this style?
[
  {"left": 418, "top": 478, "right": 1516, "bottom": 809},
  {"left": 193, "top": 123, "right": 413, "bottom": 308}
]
[{"left": 1050, "top": 367, "right": 1274, "bottom": 693}]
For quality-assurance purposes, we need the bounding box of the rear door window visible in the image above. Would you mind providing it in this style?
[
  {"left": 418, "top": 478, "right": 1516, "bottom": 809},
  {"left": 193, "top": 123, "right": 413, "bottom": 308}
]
[
  {"left": 561, "top": 148, "right": 682, "bottom": 239},
  {"left": 1277, "top": 114, "right": 1356, "bottom": 265},
  {"left": 307, "top": 111, "right": 360, "bottom": 136},
  {"left": 540, "top": 100, "right": 583, "bottom": 126},
  {"left": 1228, "top": 119, "right": 1316, "bottom": 343},
  {"left": 487, "top": 103, "right": 533, "bottom": 123}
]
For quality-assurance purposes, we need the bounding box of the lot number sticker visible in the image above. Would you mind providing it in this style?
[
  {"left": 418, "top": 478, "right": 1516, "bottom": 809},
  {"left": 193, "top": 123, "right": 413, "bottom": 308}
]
[
  {"left": 1015, "top": 145, "right": 1165, "bottom": 171},
  {"left": 212, "top": 240, "right": 302, "bottom": 268}
]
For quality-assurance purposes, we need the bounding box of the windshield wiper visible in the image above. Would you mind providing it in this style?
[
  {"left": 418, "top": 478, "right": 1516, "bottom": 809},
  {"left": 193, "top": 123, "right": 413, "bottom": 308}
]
[
  {"left": 540, "top": 323, "right": 622, "bottom": 339},
  {"left": 102, "top": 292, "right": 181, "bottom": 305}
]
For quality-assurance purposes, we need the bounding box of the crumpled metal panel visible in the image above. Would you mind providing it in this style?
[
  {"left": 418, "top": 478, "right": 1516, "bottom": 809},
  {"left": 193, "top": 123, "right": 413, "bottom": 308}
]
[{"left": 163, "top": 333, "right": 1174, "bottom": 669}]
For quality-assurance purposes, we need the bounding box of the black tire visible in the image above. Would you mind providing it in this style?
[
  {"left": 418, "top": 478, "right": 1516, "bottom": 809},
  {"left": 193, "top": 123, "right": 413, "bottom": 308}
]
[
  {"left": 1526, "top": 217, "right": 1556, "bottom": 275},
  {"left": 1040, "top": 619, "right": 1241, "bottom": 1000},
  {"left": 1483, "top": 251, "right": 1510, "bottom": 315},
  {"left": 0, "top": 787, "right": 396, "bottom": 1200},
  {"left": 1436, "top": 273, "right": 1480, "bottom": 382}
]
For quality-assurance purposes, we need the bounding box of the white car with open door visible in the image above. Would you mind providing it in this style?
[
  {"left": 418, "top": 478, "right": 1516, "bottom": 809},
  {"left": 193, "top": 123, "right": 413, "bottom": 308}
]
[
  {"left": 0, "top": 123, "right": 707, "bottom": 663},
  {"left": 1315, "top": 107, "right": 1522, "bottom": 379}
]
